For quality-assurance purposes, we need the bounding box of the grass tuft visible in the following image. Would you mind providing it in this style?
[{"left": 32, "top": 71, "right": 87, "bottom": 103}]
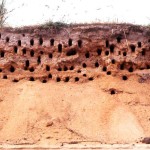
[{"left": 40, "top": 20, "right": 68, "bottom": 29}]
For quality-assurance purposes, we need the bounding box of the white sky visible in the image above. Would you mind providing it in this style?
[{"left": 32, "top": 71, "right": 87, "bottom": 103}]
[{"left": 5, "top": 0, "right": 150, "bottom": 27}]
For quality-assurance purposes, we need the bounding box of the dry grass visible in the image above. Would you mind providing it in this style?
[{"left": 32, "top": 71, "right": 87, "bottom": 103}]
[{"left": 40, "top": 20, "right": 69, "bottom": 29}]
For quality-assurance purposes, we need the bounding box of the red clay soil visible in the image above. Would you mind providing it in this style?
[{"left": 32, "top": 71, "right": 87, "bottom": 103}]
[{"left": 0, "top": 23, "right": 150, "bottom": 146}]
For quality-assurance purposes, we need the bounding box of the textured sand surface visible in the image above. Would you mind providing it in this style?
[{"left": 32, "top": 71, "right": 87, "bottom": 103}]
[{"left": 0, "top": 75, "right": 149, "bottom": 144}]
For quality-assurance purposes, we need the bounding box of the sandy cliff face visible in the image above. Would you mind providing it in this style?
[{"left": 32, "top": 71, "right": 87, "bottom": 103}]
[{"left": 0, "top": 23, "right": 149, "bottom": 145}]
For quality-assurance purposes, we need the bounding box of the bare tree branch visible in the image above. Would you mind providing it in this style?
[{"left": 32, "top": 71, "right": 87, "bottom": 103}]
[{"left": 0, "top": 0, "right": 7, "bottom": 27}]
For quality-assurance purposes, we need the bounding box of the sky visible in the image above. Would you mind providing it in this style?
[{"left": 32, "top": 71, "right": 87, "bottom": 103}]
[{"left": 5, "top": 0, "right": 150, "bottom": 27}]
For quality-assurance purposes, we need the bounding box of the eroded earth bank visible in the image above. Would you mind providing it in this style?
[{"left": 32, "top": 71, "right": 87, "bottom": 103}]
[{"left": 0, "top": 23, "right": 150, "bottom": 146}]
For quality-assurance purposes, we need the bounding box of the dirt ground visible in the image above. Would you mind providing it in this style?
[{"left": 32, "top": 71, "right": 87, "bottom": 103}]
[{"left": 0, "top": 23, "right": 150, "bottom": 148}]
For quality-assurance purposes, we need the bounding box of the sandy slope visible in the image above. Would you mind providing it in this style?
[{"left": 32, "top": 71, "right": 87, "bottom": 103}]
[{"left": 0, "top": 73, "right": 149, "bottom": 145}]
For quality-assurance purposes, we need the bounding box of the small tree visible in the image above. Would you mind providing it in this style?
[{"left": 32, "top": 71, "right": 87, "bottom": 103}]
[{"left": 0, "top": 0, "right": 7, "bottom": 27}]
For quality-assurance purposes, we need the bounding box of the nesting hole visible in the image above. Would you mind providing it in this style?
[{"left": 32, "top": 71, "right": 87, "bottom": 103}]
[
  {"left": 85, "top": 51, "right": 90, "bottom": 58},
  {"left": 64, "top": 66, "right": 68, "bottom": 71},
  {"left": 29, "top": 67, "right": 34, "bottom": 72},
  {"left": 13, "top": 79, "right": 19, "bottom": 83},
  {"left": 1, "top": 51, "right": 5, "bottom": 57},
  {"left": 30, "top": 50, "right": 34, "bottom": 57},
  {"left": 105, "top": 51, "right": 109, "bottom": 56},
  {"left": 66, "top": 49, "right": 77, "bottom": 56},
  {"left": 18, "top": 40, "right": 21, "bottom": 46},
  {"left": 10, "top": 66, "right": 15, "bottom": 72},
  {"left": 120, "top": 63, "right": 124, "bottom": 70},
  {"left": 97, "top": 48, "right": 102, "bottom": 55},
  {"left": 25, "top": 60, "right": 30, "bottom": 67},
  {"left": 83, "top": 74, "right": 87, "bottom": 77},
  {"left": 49, "top": 53, "right": 53, "bottom": 58},
  {"left": 40, "top": 51, "right": 44, "bottom": 55},
  {"left": 46, "top": 65, "right": 50, "bottom": 71},
  {"left": 29, "top": 77, "right": 35, "bottom": 81},
  {"left": 0, "top": 68, "right": 2, "bottom": 72},
  {"left": 37, "top": 56, "right": 41, "bottom": 64},
  {"left": 42, "top": 79, "right": 47, "bottom": 83},
  {"left": 106, "top": 40, "right": 109, "bottom": 47},
  {"left": 57, "top": 66, "right": 62, "bottom": 71},
  {"left": 75, "top": 77, "right": 79, "bottom": 82},
  {"left": 22, "top": 48, "right": 26, "bottom": 54},
  {"left": 77, "top": 69, "right": 81, "bottom": 73},
  {"left": 30, "top": 39, "right": 34, "bottom": 46},
  {"left": 117, "top": 36, "right": 121, "bottom": 43},
  {"left": 78, "top": 40, "right": 82, "bottom": 48},
  {"left": 122, "top": 75, "right": 128, "bottom": 80},
  {"left": 110, "top": 44, "right": 115, "bottom": 53},
  {"left": 58, "top": 44, "right": 62, "bottom": 53},
  {"left": 39, "top": 37, "right": 43, "bottom": 45},
  {"left": 128, "top": 67, "right": 133, "bottom": 72},
  {"left": 56, "top": 77, "right": 61, "bottom": 82},
  {"left": 138, "top": 42, "right": 142, "bottom": 48},
  {"left": 123, "top": 51, "right": 127, "bottom": 56},
  {"left": 3, "top": 75, "right": 7, "bottom": 79},
  {"left": 95, "top": 62, "right": 99, "bottom": 67},
  {"left": 107, "top": 71, "right": 111, "bottom": 75},
  {"left": 147, "top": 65, "right": 150, "bottom": 69},
  {"left": 82, "top": 63, "right": 87, "bottom": 68},
  {"left": 64, "top": 77, "right": 70, "bottom": 82},
  {"left": 6, "top": 37, "right": 9, "bottom": 43},
  {"left": 88, "top": 77, "right": 93, "bottom": 81},
  {"left": 130, "top": 44, "right": 136, "bottom": 52},
  {"left": 110, "top": 89, "right": 115, "bottom": 95},
  {"left": 50, "top": 39, "right": 54, "bottom": 46},
  {"left": 48, "top": 73, "right": 52, "bottom": 78},
  {"left": 142, "top": 49, "right": 145, "bottom": 56},
  {"left": 14, "top": 46, "right": 18, "bottom": 53},
  {"left": 102, "top": 66, "right": 107, "bottom": 72},
  {"left": 68, "top": 39, "right": 72, "bottom": 46},
  {"left": 111, "top": 59, "right": 116, "bottom": 64},
  {"left": 70, "top": 66, "right": 74, "bottom": 70}
]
